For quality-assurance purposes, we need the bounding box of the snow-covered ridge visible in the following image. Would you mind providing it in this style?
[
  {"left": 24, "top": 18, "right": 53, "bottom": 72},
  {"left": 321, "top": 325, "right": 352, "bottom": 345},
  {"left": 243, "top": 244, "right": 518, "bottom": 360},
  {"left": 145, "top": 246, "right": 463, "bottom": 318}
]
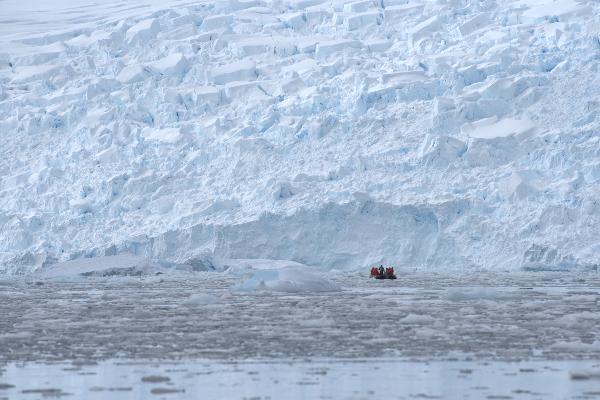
[{"left": 1, "top": 0, "right": 599, "bottom": 274}]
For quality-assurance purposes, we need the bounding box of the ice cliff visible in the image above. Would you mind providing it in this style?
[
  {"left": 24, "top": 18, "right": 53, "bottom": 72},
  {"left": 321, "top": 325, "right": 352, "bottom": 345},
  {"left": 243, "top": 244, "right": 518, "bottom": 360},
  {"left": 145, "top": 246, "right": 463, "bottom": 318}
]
[{"left": 1, "top": 0, "right": 599, "bottom": 273}]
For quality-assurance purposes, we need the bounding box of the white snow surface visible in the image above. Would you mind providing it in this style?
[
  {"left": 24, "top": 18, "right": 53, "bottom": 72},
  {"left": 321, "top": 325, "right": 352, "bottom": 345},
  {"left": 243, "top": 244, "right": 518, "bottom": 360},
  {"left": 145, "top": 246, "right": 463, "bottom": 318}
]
[{"left": 1, "top": 0, "right": 600, "bottom": 274}]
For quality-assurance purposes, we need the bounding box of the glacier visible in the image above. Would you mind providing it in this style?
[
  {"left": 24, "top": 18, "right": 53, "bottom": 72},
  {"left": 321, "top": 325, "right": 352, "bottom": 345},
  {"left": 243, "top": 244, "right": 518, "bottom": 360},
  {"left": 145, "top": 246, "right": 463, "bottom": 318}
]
[{"left": 1, "top": 0, "right": 600, "bottom": 274}]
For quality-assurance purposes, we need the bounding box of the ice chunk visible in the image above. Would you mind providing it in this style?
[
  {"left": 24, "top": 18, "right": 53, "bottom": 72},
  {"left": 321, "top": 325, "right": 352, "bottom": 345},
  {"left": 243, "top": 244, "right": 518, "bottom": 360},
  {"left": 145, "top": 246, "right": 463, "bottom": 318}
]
[
  {"left": 222, "top": 258, "right": 308, "bottom": 273},
  {"left": 236, "top": 264, "right": 341, "bottom": 293},
  {"left": 570, "top": 369, "right": 600, "bottom": 380},
  {"left": 227, "top": 0, "right": 265, "bottom": 11},
  {"left": 365, "top": 40, "right": 392, "bottom": 52},
  {"left": 126, "top": 18, "right": 160, "bottom": 45},
  {"left": 11, "top": 65, "right": 64, "bottom": 83},
  {"left": 285, "top": 0, "right": 326, "bottom": 9},
  {"left": 461, "top": 117, "right": 536, "bottom": 139},
  {"left": 476, "top": 76, "right": 547, "bottom": 101},
  {"left": 231, "top": 259, "right": 341, "bottom": 293},
  {"left": 225, "top": 81, "right": 270, "bottom": 100},
  {"left": 281, "top": 12, "right": 306, "bottom": 29},
  {"left": 420, "top": 135, "right": 467, "bottom": 168},
  {"left": 141, "top": 127, "right": 182, "bottom": 143},
  {"left": 201, "top": 14, "right": 233, "bottom": 31},
  {"left": 409, "top": 16, "right": 441, "bottom": 46},
  {"left": 231, "top": 37, "right": 272, "bottom": 56},
  {"left": 273, "top": 181, "right": 296, "bottom": 200},
  {"left": 381, "top": 71, "right": 427, "bottom": 84},
  {"left": 149, "top": 53, "right": 190, "bottom": 78},
  {"left": 272, "top": 37, "right": 298, "bottom": 56},
  {"left": 498, "top": 171, "right": 540, "bottom": 200},
  {"left": 315, "top": 39, "right": 361, "bottom": 58},
  {"left": 401, "top": 314, "right": 435, "bottom": 324},
  {"left": 433, "top": 96, "right": 455, "bottom": 114},
  {"left": 95, "top": 145, "right": 120, "bottom": 164},
  {"left": 85, "top": 78, "right": 121, "bottom": 99},
  {"left": 186, "top": 86, "right": 223, "bottom": 106},
  {"left": 283, "top": 59, "right": 319, "bottom": 76},
  {"left": 384, "top": 3, "right": 424, "bottom": 20},
  {"left": 382, "top": 0, "right": 411, "bottom": 6},
  {"left": 183, "top": 293, "right": 219, "bottom": 306},
  {"left": 116, "top": 64, "right": 150, "bottom": 83},
  {"left": 365, "top": 71, "right": 434, "bottom": 106},
  {"left": 457, "top": 65, "right": 486, "bottom": 86},
  {"left": 444, "top": 287, "right": 521, "bottom": 301},
  {"left": 343, "top": 1, "right": 372, "bottom": 13},
  {"left": 459, "top": 13, "right": 490, "bottom": 36},
  {"left": 211, "top": 60, "right": 257, "bottom": 84},
  {"left": 69, "top": 198, "right": 93, "bottom": 214},
  {"left": 520, "top": 0, "right": 592, "bottom": 24},
  {"left": 345, "top": 11, "right": 380, "bottom": 31},
  {"left": 12, "top": 42, "right": 65, "bottom": 66}
]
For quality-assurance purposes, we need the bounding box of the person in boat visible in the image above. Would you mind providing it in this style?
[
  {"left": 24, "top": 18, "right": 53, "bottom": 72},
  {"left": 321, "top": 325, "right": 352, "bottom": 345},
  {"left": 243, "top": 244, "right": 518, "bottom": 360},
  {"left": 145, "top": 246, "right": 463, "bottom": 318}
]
[
  {"left": 370, "top": 266, "right": 379, "bottom": 278},
  {"left": 378, "top": 265, "right": 385, "bottom": 278},
  {"left": 385, "top": 266, "right": 396, "bottom": 279}
]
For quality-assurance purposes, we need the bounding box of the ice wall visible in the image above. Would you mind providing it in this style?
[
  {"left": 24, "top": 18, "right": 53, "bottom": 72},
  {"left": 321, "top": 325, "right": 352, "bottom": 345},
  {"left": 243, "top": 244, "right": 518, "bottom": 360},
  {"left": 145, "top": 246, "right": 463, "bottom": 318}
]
[{"left": 1, "top": 0, "right": 600, "bottom": 273}]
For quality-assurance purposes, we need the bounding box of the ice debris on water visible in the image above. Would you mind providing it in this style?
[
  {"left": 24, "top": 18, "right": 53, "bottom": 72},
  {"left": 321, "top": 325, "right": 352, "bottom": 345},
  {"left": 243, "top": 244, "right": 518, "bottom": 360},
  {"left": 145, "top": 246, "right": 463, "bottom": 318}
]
[
  {"left": 570, "top": 369, "right": 600, "bottom": 380},
  {"left": 183, "top": 293, "right": 220, "bottom": 306}
]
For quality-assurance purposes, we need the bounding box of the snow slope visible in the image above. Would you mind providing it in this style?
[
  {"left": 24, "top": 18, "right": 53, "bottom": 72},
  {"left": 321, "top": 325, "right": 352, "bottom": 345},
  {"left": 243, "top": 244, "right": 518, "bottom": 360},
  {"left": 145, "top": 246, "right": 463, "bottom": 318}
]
[{"left": 1, "top": 0, "right": 599, "bottom": 273}]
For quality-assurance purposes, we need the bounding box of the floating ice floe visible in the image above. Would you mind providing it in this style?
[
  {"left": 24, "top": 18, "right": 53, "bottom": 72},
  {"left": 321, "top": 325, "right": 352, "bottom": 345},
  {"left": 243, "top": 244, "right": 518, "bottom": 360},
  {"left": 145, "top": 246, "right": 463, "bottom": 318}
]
[{"left": 227, "top": 259, "right": 341, "bottom": 293}]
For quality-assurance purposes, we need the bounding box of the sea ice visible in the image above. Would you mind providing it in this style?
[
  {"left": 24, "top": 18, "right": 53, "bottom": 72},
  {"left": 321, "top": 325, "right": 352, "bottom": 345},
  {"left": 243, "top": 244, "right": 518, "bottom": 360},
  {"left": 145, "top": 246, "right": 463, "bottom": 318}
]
[{"left": 237, "top": 265, "right": 341, "bottom": 293}]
